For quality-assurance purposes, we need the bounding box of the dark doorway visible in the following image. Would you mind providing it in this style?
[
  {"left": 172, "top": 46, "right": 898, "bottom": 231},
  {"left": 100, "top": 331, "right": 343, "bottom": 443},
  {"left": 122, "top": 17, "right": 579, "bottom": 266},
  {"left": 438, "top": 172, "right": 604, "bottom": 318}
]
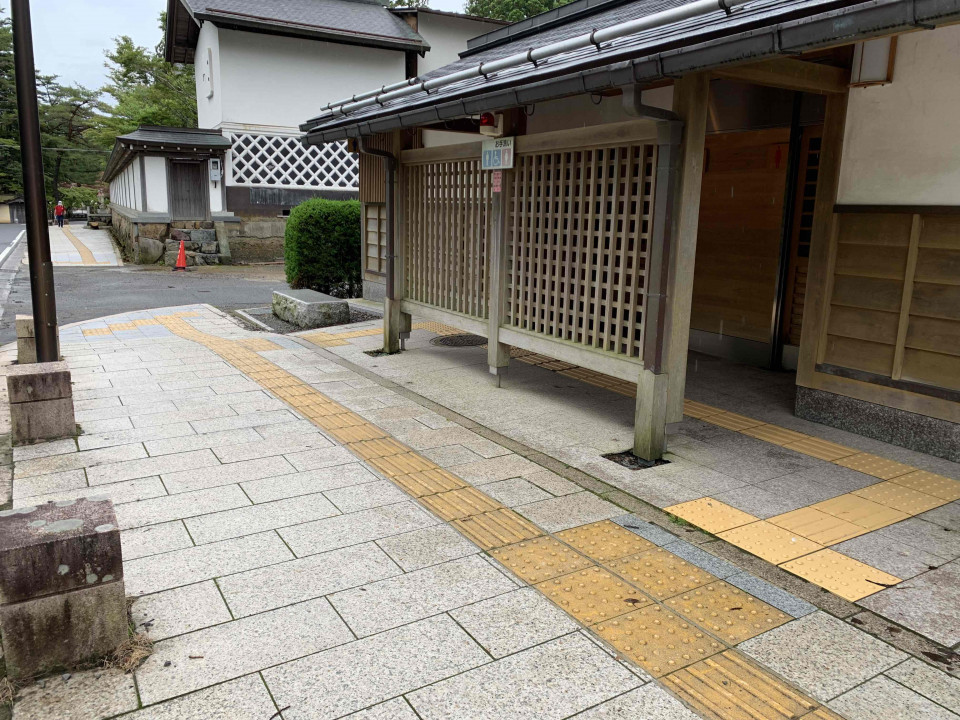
[{"left": 169, "top": 161, "right": 208, "bottom": 221}]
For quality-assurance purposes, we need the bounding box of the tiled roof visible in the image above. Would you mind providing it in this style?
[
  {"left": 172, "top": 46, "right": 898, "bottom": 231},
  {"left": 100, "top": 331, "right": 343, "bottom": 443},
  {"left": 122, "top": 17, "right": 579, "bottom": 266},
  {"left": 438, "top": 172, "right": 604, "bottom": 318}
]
[{"left": 103, "top": 127, "right": 232, "bottom": 182}]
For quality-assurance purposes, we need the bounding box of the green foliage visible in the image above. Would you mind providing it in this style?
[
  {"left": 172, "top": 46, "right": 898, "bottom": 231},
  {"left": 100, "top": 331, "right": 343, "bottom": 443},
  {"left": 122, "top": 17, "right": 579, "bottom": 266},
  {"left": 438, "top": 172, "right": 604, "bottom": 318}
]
[
  {"left": 0, "top": 11, "right": 22, "bottom": 194},
  {"left": 96, "top": 13, "right": 198, "bottom": 141},
  {"left": 464, "top": 0, "right": 574, "bottom": 22},
  {"left": 386, "top": 0, "right": 429, "bottom": 7},
  {"left": 56, "top": 186, "right": 99, "bottom": 214},
  {"left": 284, "top": 199, "right": 362, "bottom": 298}
]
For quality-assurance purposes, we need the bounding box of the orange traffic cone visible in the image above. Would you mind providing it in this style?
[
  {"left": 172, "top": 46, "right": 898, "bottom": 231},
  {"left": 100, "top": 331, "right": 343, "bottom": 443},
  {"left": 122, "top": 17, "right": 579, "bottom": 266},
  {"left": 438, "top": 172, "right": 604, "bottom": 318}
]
[{"left": 173, "top": 238, "right": 187, "bottom": 272}]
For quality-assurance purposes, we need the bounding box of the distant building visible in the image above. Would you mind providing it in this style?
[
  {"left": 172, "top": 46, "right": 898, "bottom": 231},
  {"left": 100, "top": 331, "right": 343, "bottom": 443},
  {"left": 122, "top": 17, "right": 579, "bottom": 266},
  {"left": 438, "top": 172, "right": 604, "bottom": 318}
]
[
  {"left": 161, "top": 0, "right": 503, "bottom": 262},
  {"left": 0, "top": 195, "right": 25, "bottom": 224}
]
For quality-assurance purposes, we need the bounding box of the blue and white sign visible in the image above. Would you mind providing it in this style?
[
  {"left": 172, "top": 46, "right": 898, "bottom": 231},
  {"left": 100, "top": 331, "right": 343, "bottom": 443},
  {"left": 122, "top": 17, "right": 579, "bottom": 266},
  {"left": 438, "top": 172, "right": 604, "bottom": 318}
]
[{"left": 481, "top": 137, "right": 514, "bottom": 170}]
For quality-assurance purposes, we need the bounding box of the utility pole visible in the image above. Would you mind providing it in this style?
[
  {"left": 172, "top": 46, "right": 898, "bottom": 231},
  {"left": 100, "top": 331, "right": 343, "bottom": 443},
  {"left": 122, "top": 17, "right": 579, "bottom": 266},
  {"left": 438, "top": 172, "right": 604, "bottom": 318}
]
[{"left": 12, "top": 0, "right": 59, "bottom": 362}]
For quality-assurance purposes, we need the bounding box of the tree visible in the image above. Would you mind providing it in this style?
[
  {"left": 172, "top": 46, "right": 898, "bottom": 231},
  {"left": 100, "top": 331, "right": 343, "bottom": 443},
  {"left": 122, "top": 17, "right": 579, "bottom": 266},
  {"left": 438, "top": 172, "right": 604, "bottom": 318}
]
[
  {"left": 464, "top": 0, "right": 573, "bottom": 21},
  {"left": 0, "top": 10, "right": 22, "bottom": 194},
  {"left": 38, "top": 80, "right": 104, "bottom": 201},
  {"left": 96, "top": 12, "right": 197, "bottom": 143},
  {"left": 386, "top": 0, "right": 429, "bottom": 8},
  {"left": 56, "top": 185, "right": 99, "bottom": 214}
]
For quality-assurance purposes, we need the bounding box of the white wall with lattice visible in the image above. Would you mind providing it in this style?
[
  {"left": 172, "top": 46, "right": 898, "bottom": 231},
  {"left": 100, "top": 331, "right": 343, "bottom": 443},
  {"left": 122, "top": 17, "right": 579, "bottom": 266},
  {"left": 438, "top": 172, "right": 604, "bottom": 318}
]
[{"left": 226, "top": 132, "right": 358, "bottom": 191}]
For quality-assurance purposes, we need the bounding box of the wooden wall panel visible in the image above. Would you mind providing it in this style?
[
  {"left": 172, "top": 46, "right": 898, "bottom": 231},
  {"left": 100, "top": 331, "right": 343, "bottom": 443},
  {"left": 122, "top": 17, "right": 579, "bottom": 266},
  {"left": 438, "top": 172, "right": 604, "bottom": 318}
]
[
  {"left": 830, "top": 276, "right": 903, "bottom": 313},
  {"left": 824, "top": 335, "right": 896, "bottom": 375},
  {"left": 901, "top": 349, "right": 960, "bottom": 391},
  {"left": 691, "top": 128, "right": 790, "bottom": 343}
]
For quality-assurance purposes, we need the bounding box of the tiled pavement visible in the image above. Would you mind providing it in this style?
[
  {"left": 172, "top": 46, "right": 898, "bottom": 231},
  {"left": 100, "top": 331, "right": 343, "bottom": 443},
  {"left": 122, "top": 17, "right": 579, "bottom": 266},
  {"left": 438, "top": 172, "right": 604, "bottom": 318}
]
[
  {"left": 3, "top": 306, "right": 960, "bottom": 719},
  {"left": 45, "top": 225, "right": 121, "bottom": 266}
]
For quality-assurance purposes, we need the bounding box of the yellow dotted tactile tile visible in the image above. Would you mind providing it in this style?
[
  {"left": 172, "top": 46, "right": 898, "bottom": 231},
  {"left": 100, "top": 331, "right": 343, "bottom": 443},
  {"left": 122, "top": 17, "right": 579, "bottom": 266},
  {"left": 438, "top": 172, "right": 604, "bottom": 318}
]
[
  {"left": 780, "top": 549, "right": 901, "bottom": 601},
  {"left": 133, "top": 319, "right": 160, "bottom": 327},
  {"left": 555, "top": 520, "right": 656, "bottom": 562},
  {"left": 391, "top": 468, "right": 467, "bottom": 498},
  {"left": 302, "top": 334, "right": 349, "bottom": 348},
  {"left": 663, "top": 650, "right": 819, "bottom": 720},
  {"left": 490, "top": 536, "right": 595, "bottom": 584},
  {"left": 367, "top": 452, "right": 437, "bottom": 478},
  {"left": 852, "top": 481, "right": 946, "bottom": 515},
  {"left": 608, "top": 548, "right": 716, "bottom": 601},
  {"left": 326, "top": 424, "right": 390, "bottom": 443},
  {"left": 419, "top": 487, "right": 503, "bottom": 521},
  {"left": 740, "top": 424, "right": 810, "bottom": 447},
  {"left": 708, "top": 412, "right": 766, "bottom": 432},
  {"left": 537, "top": 567, "right": 649, "bottom": 625},
  {"left": 834, "top": 452, "right": 915, "bottom": 480},
  {"left": 451, "top": 508, "right": 543, "bottom": 550},
  {"left": 348, "top": 437, "right": 410, "bottom": 461},
  {"left": 82, "top": 328, "right": 113, "bottom": 336},
  {"left": 767, "top": 507, "right": 867, "bottom": 546},
  {"left": 107, "top": 322, "right": 138, "bottom": 331},
  {"left": 891, "top": 470, "right": 960, "bottom": 502},
  {"left": 666, "top": 498, "right": 759, "bottom": 535},
  {"left": 781, "top": 437, "right": 858, "bottom": 462},
  {"left": 411, "top": 322, "right": 461, "bottom": 335},
  {"left": 664, "top": 582, "right": 791, "bottom": 644},
  {"left": 812, "top": 495, "right": 908, "bottom": 531},
  {"left": 593, "top": 605, "right": 724, "bottom": 678},
  {"left": 717, "top": 522, "right": 822, "bottom": 565},
  {"left": 682, "top": 400, "right": 724, "bottom": 420}
]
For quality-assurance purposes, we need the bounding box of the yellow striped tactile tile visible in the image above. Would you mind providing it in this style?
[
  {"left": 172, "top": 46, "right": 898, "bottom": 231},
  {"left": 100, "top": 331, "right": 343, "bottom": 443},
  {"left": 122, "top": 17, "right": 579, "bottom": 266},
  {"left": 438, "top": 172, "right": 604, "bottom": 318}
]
[{"left": 147, "top": 311, "right": 846, "bottom": 720}]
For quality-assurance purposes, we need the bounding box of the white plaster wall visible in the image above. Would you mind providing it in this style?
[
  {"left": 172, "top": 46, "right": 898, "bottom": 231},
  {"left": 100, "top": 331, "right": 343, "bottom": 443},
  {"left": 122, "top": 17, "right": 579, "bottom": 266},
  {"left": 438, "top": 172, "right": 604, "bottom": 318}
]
[
  {"left": 416, "top": 13, "right": 503, "bottom": 75},
  {"left": 216, "top": 29, "right": 406, "bottom": 130},
  {"left": 838, "top": 24, "right": 960, "bottom": 205},
  {"left": 195, "top": 22, "right": 223, "bottom": 130},
  {"left": 110, "top": 162, "right": 139, "bottom": 211},
  {"left": 525, "top": 87, "right": 672, "bottom": 133},
  {"left": 208, "top": 160, "right": 224, "bottom": 213},
  {"left": 143, "top": 156, "right": 168, "bottom": 213}
]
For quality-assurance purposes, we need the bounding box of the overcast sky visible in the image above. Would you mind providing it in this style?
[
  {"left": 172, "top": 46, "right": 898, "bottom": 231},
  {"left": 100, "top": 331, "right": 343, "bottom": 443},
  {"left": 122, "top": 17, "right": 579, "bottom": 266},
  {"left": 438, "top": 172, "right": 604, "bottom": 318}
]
[{"left": 17, "top": 0, "right": 466, "bottom": 91}]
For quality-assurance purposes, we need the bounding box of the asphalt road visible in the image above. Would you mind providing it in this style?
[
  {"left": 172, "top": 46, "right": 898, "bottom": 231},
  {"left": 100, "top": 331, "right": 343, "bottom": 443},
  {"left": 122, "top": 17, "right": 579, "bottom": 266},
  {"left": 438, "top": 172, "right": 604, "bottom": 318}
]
[
  {"left": 0, "top": 255, "right": 291, "bottom": 345},
  {"left": 0, "top": 224, "right": 24, "bottom": 253}
]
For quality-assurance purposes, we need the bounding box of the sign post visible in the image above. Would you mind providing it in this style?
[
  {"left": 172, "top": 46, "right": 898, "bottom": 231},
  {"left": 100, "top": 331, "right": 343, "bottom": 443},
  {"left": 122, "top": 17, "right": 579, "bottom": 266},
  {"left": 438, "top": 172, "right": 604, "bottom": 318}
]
[{"left": 483, "top": 137, "right": 514, "bottom": 385}]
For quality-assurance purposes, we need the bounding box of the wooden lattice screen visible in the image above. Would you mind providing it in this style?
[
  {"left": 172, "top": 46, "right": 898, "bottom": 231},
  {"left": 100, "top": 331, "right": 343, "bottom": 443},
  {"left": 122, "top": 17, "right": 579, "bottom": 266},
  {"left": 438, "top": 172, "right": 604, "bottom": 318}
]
[
  {"left": 506, "top": 144, "right": 658, "bottom": 358},
  {"left": 403, "top": 158, "right": 493, "bottom": 319}
]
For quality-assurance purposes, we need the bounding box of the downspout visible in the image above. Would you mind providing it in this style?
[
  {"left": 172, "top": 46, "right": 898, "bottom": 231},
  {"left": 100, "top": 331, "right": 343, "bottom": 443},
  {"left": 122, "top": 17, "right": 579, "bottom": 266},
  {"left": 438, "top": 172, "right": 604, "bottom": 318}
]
[{"left": 357, "top": 137, "right": 397, "bottom": 307}]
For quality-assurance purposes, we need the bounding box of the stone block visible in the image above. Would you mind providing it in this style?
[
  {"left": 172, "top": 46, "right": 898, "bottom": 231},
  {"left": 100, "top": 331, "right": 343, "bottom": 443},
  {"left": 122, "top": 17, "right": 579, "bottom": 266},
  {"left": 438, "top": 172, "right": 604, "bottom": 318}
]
[
  {"left": 1, "top": 581, "right": 128, "bottom": 679},
  {"left": 137, "top": 223, "right": 168, "bottom": 241},
  {"left": 200, "top": 241, "right": 218, "bottom": 254},
  {"left": 188, "top": 229, "right": 216, "bottom": 246},
  {"left": 18, "top": 337, "right": 37, "bottom": 366},
  {"left": 164, "top": 250, "right": 196, "bottom": 267},
  {"left": 16, "top": 315, "right": 35, "bottom": 339},
  {"left": 138, "top": 236, "right": 165, "bottom": 264},
  {"left": 7, "top": 361, "right": 72, "bottom": 404},
  {"left": 0, "top": 499, "right": 122, "bottom": 604},
  {"left": 0, "top": 499, "right": 126, "bottom": 678},
  {"left": 195, "top": 253, "right": 221, "bottom": 266},
  {"left": 272, "top": 291, "right": 349, "bottom": 329},
  {"left": 11, "top": 398, "right": 76, "bottom": 446}
]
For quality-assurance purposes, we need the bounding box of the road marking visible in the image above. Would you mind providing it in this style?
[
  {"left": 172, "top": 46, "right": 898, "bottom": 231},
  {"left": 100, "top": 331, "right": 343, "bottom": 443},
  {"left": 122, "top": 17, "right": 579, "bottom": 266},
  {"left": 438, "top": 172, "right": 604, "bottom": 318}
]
[{"left": 0, "top": 229, "right": 25, "bottom": 268}]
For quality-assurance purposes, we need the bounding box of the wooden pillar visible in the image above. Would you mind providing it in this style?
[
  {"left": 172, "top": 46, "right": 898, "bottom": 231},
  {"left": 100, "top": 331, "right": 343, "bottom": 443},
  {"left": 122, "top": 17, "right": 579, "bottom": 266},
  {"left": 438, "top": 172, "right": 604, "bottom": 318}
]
[
  {"left": 487, "top": 168, "right": 512, "bottom": 386},
  {"left": 634, "top": 369, "right": 668, "bottom": 460},
  {"left": 663, "top": 73, "right": 710, "bottom": 423},
  {"left": 796, "top": 92, "right": 848, "bottom": 387}
]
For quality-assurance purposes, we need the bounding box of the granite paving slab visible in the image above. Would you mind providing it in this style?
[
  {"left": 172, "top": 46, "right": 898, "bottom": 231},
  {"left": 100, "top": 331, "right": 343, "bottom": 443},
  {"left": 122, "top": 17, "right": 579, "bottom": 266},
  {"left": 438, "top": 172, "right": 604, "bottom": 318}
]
[
  {"left": 241, "top": 463, "right": 378, "bottom": 504},
  {"left": 130, "top": 581, "right": 232, "bottom": 641},
  {"left": 571, "top": 683, "right": 702, "bottom": 719},
  {"left": 833, "top": 532, "right": 949, "bottom": 579},
  {"left": 12, "top": 668, "right": 138, "bottom": 720},
  {"left": 120, "top": 521, "right": 194, "bottom": 560},
  {"left": 886, "top": 658, "right": 960, "bottom": 713},
  {"left": 829, "top": 675, "right": 958, "bottom": 720},
  {"left": 114, "top": 483, "right": 252, "bottom": 530},
  {"left": 515, "top": 492, "right": 622, "bottom": 532},
  {"left": 184, "top": 492, "right": 340, "bottom": 545},
  {"left": 374, "top": 523, "right": 480, "bottom": 571}
]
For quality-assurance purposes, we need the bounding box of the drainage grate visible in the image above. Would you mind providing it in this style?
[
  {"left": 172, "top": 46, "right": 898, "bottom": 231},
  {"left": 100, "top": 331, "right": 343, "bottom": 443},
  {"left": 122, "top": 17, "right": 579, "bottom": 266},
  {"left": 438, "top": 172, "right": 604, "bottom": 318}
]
[
  {"left": 430, "top": 334, "right": 487, "bottom": 348},
  {"left": 602, "top": 451, "right": 670, "bottom": 470}
]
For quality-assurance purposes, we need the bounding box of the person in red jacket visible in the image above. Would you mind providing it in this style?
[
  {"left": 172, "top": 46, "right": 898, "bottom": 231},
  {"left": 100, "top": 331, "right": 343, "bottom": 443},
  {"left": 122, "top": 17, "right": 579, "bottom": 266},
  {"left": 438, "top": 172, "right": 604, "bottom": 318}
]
[{"left": 54, "top": 201, "right": 65, "bottom": 228}]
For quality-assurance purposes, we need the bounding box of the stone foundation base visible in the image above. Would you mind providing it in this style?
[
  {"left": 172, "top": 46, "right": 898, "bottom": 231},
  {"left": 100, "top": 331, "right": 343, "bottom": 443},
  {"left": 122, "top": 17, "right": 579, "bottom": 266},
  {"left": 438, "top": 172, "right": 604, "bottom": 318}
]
[{"left": 795, "top": 386, "right": 960, "bottom": 462}]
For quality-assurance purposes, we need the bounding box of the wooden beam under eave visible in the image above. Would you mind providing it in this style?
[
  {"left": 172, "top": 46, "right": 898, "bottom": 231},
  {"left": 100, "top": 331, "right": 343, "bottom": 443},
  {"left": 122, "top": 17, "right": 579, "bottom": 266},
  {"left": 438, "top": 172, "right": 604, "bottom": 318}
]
[{"left": 712, "top": 58, "right": 850, "bottom": 94}]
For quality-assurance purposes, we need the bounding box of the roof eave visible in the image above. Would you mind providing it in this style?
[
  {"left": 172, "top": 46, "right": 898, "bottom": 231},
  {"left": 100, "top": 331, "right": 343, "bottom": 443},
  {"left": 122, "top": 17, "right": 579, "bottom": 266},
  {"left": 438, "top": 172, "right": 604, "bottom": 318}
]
[
  {"left": 303, "top": 0, "right": 960, "bottom": 142},
  {"left": 195, "top": 11, "right": 430, "bottom": 53}
]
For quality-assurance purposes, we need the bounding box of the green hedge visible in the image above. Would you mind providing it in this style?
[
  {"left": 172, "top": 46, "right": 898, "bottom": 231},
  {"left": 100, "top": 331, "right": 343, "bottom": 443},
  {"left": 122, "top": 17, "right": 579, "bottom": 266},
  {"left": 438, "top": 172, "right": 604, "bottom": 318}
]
[{"left": 284, "top": 198, "right": 362, "bottom": 297}]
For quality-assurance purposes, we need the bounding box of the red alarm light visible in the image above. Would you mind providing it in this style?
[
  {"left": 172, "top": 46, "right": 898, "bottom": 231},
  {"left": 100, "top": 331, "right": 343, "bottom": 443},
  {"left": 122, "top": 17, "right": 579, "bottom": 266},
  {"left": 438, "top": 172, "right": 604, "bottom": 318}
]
[{"left": 479, "top": 112, "right": 496, "bottom": 127}]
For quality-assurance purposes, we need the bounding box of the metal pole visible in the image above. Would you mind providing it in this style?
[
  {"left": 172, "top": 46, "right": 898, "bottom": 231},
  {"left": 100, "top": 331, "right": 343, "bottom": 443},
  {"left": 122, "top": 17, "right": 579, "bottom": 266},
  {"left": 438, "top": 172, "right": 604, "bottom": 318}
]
[{"left": 12, "top": 0, "right": 59, "bottom": 362}]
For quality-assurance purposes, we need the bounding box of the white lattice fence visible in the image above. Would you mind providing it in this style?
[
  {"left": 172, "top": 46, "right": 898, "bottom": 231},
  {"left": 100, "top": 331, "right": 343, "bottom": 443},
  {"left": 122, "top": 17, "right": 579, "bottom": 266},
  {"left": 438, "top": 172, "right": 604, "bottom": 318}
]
[{"left": 228, "top": 133, "right": 358, "bottom": 189}]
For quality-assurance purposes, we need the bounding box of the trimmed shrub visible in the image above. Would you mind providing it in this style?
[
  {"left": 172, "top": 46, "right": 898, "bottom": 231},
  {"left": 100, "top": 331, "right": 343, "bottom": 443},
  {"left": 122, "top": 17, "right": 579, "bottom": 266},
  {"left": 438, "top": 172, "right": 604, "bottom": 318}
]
[{"left": 284, "top": 198, "right": 362, "bottom": 297}]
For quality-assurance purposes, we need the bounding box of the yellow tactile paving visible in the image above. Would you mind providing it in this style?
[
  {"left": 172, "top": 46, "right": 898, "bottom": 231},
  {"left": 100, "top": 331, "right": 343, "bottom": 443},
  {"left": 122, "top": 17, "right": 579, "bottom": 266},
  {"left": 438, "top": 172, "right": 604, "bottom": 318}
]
[
  {"left": 682, "top": 400, "right": 724, "bottom": 420},
  {"left": 708, "top": 412, "right": 766, "bottom": 432},
  {"left": 812, "top": 494, "right": 909, "bottom": 531},
  {"left": 390, "top": 468, "right": 467, "bottom": 498},
  {"left": 150, "top": 312, "right": 849, "bottom": 720},
  {"left": 314, "top": 412, "right": 372, "bottom": 430},
  {"left": 82, "top": 328, "right": 113, "bottom": 336},
  {"left": 780, "top": 549, "right": 901, "bottom": 601},
  {"left": 555, "top": 520, "right": 656, "bottom": 562},
  {"left": 368, "top": 452, "right": 438, "bottom": 478},
  {"left": 717, "top": 522, "right": 823, "bottom": 565},
  {"left": 347, "top": 438, "right": 410, "bottom": 460},
  {"left": 490, "top": 536, "right": 595, "bottom": 584},
  {"left": 411, "top": 322, "right": 461, "bottom": 335},
  {"left": 740, "top": 424, "right": 811, "bottom": 446},
  {"left": 767, "top": 507, "right": 867, "bottom": 546},
  {"left": 107, "top": 322, "right": 137, "bottom": 331},
  {"left": 133, "top": 318, "right": 160, "bottom": 327},
  {"left": 62, "top": 226, "right": 105, "bottom": 265},
  {"left": 663, "top": 650, "right": 819, "bottom": 720},
  {"left": 664, "top": 582, "right": 791, "bottom": 644},
  {"left": 834, "top": 452, "right": 915, "bottom": 480},
  {"left": 608, "top": 548, "right": 716, "bottom": 601},
  {"left": 538, "top": 567, "right": 650, "bottom": 625},
  {"left": 890, "top": 470, "right": 960, "bottom": 501},
  {"left": 451, "top": 508, "right": 543, "bottom": 549},
  {"left": 325, "top": 424, "right": 390, "bottom": 443},
  {"left": 592, "top": 605, "right": 725, "bottom": 678},
  {"left": 666, "top": 498, "right": 759, "bottom": 535},
  {"left": 800, "top": 708, "right": 846, "bottom": 720},
  {"left": 781, "top": 437, "right": 858, "bottom": 462},
  {"left": 852, "top": 481, "right": 946, "bottom": 515},
  {"left": 419, "top": 487, "right": 504, "bottom": 521}
]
